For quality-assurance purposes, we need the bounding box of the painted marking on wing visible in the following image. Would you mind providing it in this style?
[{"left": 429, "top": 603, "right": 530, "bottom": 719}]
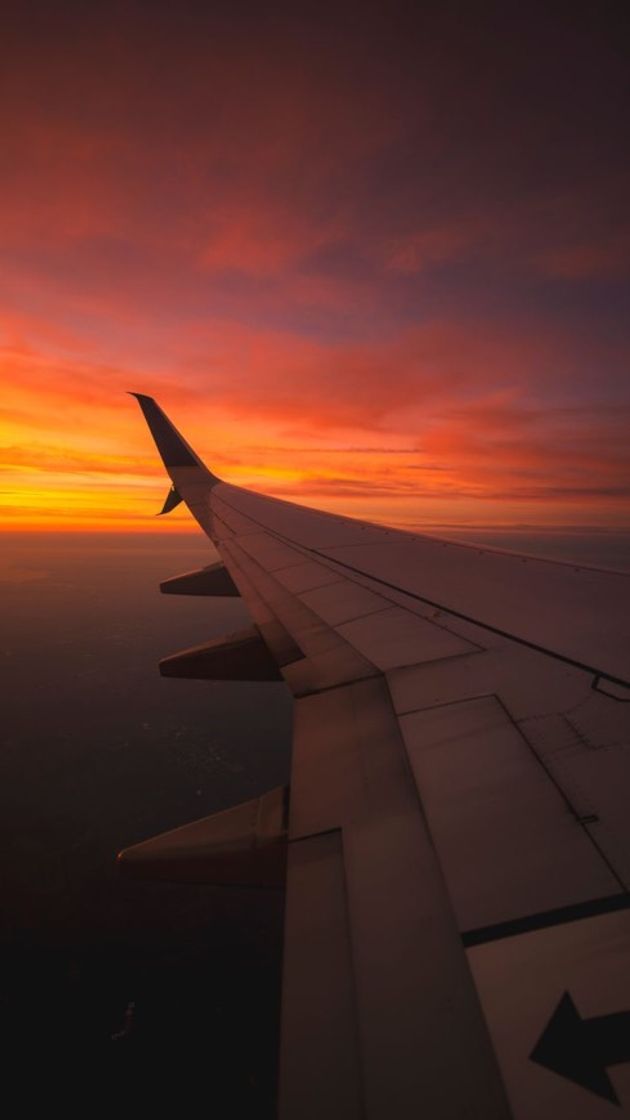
[
  {"left": 530, "top": 991, "right": 630, "bottom": 1104},
  {"left": 462, "top": 892, "right": 630, "bottom": 946}
]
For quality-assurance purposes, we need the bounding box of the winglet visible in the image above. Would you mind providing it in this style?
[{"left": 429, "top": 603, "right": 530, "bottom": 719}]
[
  {"left": 129, "top": 392, "right": 218, "bottom": 479},
  {"left": 159, "top": 484, "right": 184, "bottom": 516}
]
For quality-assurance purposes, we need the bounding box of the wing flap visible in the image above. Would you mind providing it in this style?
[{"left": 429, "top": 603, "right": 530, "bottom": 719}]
[
  {"left": 401, "top": 694, "right": 620, "bottom": 934},
  {"left": 279, "top": 830, "right": 364, "bottom": 1120},
  {"left": 281, "top": 675, "right": 512, "bottom": 1119}
]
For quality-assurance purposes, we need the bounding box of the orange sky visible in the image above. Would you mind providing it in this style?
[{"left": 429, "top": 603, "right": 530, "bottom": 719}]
[{"left": 2, "top": 4, "right": 629, "bottom": 532}]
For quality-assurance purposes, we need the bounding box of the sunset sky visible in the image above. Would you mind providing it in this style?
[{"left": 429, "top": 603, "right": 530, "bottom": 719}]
[{"left": 2, "top": 1, "right": 629, "bottom": 531}]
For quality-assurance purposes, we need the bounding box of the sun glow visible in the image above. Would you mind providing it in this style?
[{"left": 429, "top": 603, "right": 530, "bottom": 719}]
[{"left": 1, "top": 7, "right": 628, "bottom": 533}]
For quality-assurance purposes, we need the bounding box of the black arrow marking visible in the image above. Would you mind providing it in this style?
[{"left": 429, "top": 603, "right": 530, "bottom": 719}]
[{"left": 530, "top": 991, "right": 630, "bottom": 1104}]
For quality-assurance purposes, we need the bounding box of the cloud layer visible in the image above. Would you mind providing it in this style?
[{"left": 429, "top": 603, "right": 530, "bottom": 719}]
[{"left": 1, "top": 3, "right": 628, "bottom": 529}]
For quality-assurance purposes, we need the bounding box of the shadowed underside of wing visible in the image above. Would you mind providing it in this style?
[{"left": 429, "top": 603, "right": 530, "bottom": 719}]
[{"left": 129, "top": 396, "right": 630, "bottom": 1119}]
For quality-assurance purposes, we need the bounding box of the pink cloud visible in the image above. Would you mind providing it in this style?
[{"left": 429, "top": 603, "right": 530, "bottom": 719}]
[{"left": 538, "top": 237, "right": 630, "bottom": 280}]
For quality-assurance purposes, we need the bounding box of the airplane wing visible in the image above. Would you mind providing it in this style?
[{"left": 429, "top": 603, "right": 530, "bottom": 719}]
[{"left": 123, "top": 394, "right": 630, "bottom": 1118}]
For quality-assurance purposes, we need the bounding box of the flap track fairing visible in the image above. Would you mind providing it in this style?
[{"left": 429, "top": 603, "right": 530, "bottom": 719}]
[
  {"left": 160, "top": 562, "right": 240, "bottom": 597},
  {"left": 159, "top": 625, "right": 283, "bottom": 681},
  {"left": 117, "top": 785, "right": 288, "bottom": 886}
]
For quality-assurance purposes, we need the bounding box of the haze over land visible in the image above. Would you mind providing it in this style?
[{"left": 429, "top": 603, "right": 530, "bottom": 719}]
[{"left": 0, "top": 533, "right": 289, "bottom": 1096}]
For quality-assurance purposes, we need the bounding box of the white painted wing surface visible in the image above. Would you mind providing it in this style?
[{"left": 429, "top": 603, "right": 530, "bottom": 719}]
[{"left": 133, "top": 396, "right": 630, "bottom": 1118}]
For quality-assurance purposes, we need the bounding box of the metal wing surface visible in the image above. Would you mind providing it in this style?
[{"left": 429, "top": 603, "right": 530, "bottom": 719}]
[{"left": 129, "top": 394, "right": 630, "bottom": 1118}]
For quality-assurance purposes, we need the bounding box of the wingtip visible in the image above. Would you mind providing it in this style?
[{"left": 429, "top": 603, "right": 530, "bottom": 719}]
[{"left": 127, "top": 391, "right": 153, "bottom": 403}]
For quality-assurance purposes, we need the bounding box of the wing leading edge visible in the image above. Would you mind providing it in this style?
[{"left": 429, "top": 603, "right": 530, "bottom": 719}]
[{"left": 126, "top": 395, "right": 630, "bottom": 1119}]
